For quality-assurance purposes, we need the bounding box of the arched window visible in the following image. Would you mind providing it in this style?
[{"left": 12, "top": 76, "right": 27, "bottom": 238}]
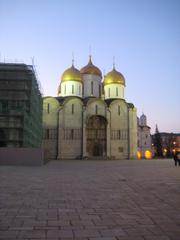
[
  {"left": 116, "top": 87, "right": 118, "bottom": 97},
  {"left": 108, "top": 88, "right": 110, "bottom": 98},
  {"left": 47, "top": 103, "right": 50, "bottom": 114},
  {"left": 71, "top": 129, "right": 74, "bottom": 139},
  {"left": 118, "top": 105, "right": 120, "bottom": 115},
  {"left": 95, "top": 105, "right": 98, "bottom": 115},
  {"left": 72, "top": 104, "right": 74, "bottom": 114},
  {"left": 64, "top": 85, "right": 66, "bottom": 94},
  {"left": 91, "top": 81, "right": 93, "bottom": 95},
  {"left": 79, "top": 85, "right": 81, "bottom": 95},
  {"left": 72, "top": 85, "right": 74, "bottom": 94}
]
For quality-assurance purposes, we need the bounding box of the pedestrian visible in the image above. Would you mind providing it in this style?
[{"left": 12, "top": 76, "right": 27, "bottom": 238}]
[{"left": 173, "top": 151, "right": 180, "bottom": 166}]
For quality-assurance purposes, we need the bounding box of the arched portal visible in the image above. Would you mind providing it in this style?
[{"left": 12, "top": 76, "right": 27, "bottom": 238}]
[{"left": 86, "top": 115, "right": 107, "bottom": 157}]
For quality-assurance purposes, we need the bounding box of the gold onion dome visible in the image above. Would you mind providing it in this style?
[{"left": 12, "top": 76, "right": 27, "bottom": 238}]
[
  {"left": 61, "top": 63, "right": 82, "bottom": 83},
  {"left": 104, "top": 66, "right": 125, "bottom": 86},
  {"left": 80, "top": 56, "right": 102, "bottom": 77}
]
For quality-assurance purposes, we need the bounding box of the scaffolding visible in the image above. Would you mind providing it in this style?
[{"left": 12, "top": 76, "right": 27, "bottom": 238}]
[{"left": 0, "top": 63, "right": 42, "bottom": 147}]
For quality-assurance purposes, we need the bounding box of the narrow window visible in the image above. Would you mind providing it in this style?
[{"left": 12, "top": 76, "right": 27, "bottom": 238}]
[
  {"left": 95, "top": 105, "right": 98, "bottom": 115},
  {"left": 71, "top": 129, "right": 74, "bottom": 139},
  {"left": 116, "top": 87, "right": 118, "bottom": 97},
  {"left": 91, "top": 81, "right": 93, "bottom": 95},
  {"left": 118, "top": 130, "right": 121, "bottom": 139},
  {"left": 99, "top": 85, "right": 101, "bottom": 96},
  {"left": 72, "top": 85, "right": 74, "bottom": 94},
  {"left": 47, "top": 103, "right": 50, "bottom": 114},
  {"left": 118, "top": 105, "right": 120, "bottom": 115},
  {"left": 64, "top": 84, "right": 66, "bottom": 94},
  {"left": 72, "top": 104, "right": 74, "bottom": 114},
  {"left": 47, "top": 129, "right": 49, "bottom": 139},
  {"left": 79, "top": 85, "right": 81, "bottom": 95},
  {"left": 108, "top": 88, "right": 110, "bottom": 98}
]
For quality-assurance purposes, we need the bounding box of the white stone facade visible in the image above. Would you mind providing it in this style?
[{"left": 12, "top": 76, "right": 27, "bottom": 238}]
[{"left": 43, "top": 58, "right": 138, "bottom": 160}]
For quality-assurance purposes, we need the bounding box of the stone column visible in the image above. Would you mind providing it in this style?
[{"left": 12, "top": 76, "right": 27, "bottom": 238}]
[
  {"left": 57, "top": 107, "right": 63, "bottom": 160},
  {"left": 82, "top": 106, "right": 87, "bottom": 158},
  {"left": 106, "top": 108, "right": 111, "bottom": 159}
]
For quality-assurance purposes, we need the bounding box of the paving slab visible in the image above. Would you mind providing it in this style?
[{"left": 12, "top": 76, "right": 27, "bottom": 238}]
[{"left": 0, "top": 159, "right": 180, "bottom": 239}]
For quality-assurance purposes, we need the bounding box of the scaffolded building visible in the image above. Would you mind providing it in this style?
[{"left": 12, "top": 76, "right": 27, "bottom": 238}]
[{"left": 0, "top": 63, "right": 42, "bottom": 147}]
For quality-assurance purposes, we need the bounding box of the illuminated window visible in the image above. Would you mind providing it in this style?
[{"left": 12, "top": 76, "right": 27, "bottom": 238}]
[
  {"left": 118, "top": 105, "right": 120, "bottom": 115},
  {"left": 145, "top": 150, "right": 152, "bottom": 159},
  {"left": 91, "top": 81, "right": 93, "bottom": 95},
  {"left": 137, "top": 151, "right": 141, "bottom": 159},
  {"left": 116, "top": 87, "right": 118, "bottom": 97},
  {"left": 72, "top": 104, "right": 74, "bottom": 114},
  {"left": 72, "top": 85, "right": 74, "bottom": 94}
]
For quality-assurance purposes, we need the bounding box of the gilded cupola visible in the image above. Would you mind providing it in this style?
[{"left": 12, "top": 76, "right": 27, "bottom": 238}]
[
  {"left": 104, "top": 65, "right": 126, "bottom": 86},
  {"left": 80, "top": 56, "right": 102, "bottom": 77},
  {"left": 61, "top": 62, "right": 82, "bottom": 83}
]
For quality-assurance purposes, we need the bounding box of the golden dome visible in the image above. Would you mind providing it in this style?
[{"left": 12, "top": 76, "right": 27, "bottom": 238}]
[
  {"left": 61, "top": 63, "right": 82, "bottom": 83},
  {"left": 104, "top": 67, "right": 125, "bottom": 86},
  {"left": 80, "top": 56, "right": 102, "bottom": 77}
]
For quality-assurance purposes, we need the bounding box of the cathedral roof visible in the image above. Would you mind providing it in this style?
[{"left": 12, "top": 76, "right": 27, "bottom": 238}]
[
  {"left": 104, "top": 66, "right": 125, "bottom": 86},
  {"left": 80, "top": 56, "right": 102, "bottom": 77},
  {"left": 61, "top": 63, "right": 82, "bottom": 83},
  {"left": 127, "top": 103, "right": 135, "bottom": 108}
]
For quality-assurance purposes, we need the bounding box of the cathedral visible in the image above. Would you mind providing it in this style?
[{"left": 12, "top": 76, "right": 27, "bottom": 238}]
[{"left": 43, "top": 56, "right": 137, "bottom": 160}]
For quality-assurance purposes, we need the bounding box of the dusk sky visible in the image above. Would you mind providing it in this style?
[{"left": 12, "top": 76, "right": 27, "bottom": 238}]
[{"left": 0, "top": 0, "right": 179, "bottom": 133}]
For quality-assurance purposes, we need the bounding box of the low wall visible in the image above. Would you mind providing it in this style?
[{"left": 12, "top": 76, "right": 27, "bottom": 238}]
[{"left": 0, "top": 148, "right": 44, "bottom": 166}]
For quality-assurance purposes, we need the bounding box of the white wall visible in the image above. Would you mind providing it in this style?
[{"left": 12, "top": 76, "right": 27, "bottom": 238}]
[
  {"left": 61, "top": 81, "right": 82, "bottom": 97},
  {"left": 109, "top": 100, "right": 129, "bottom": 159},
  {"left": 43, "top": 97, "right": 59, "bottom": 159},
  {"left": 83, "top": 74, "right": 101, "bottom": 98},
  {"left": 104, "top": 83, "right": 125, "bottom": 99},
  {"left": 58, "top": 97, "right": 83, "bottom": 159}
]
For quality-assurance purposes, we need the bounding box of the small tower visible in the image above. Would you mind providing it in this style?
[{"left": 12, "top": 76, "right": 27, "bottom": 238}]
[
  {"left": 138, "top": 113, "right": 152, "bottom": 159},
  {"left": 139, "top": 113, "right": 147, "bottom": 126}
]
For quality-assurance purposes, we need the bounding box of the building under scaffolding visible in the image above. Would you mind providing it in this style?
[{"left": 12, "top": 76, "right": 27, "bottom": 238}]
[{"left": 0, "top": 63, "right": 42, "bottom": 147}]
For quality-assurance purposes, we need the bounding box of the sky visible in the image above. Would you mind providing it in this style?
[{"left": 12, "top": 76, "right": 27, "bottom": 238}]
[{"left": 0, "top": 0, "right": 180, "bottom": 133}]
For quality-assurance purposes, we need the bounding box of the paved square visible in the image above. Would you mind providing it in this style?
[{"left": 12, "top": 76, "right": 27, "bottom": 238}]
[{"left": 0, "top": 159, "right": 180, "bottom": 240}]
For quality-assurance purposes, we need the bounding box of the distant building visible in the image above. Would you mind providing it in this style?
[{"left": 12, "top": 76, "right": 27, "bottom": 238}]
[
  {"left": 43, "top": 56, "right": 137, "bottom": 160},
  {"left": 152, "top": 132, "right": 180, "bottom": 157},
  {"left": 0, "top": 63, "right": 42, "bottom": 147},
  {"left": 137, "top": 113, "right": 153, "bottom": 159}
]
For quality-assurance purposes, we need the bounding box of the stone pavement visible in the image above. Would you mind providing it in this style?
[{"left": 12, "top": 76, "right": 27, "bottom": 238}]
[{"left": 0, "top": 159, "right": 180, "bottom": 240}]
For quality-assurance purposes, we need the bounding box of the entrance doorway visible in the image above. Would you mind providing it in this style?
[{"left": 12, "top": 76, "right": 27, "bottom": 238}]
[{"left": 86, "top": 115, "right": 107, "bottom": 157}]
